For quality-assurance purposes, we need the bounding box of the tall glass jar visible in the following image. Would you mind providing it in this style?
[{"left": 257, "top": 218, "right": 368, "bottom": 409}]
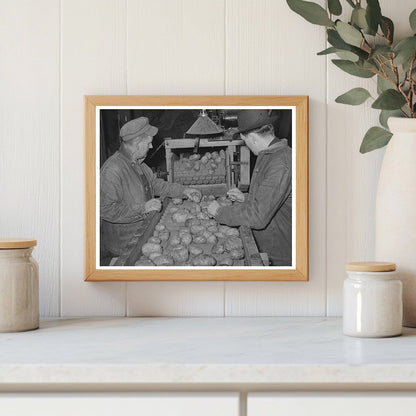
[
  {"left": 343, "top": 262, "right": 402, "bottom": 338},
  {"left": 0, "top": 239, "right": 39, "bottom": 332}
]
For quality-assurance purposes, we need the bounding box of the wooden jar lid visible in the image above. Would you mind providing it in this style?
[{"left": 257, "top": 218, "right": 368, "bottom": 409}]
[
  {"left": 0, "top": 239, "right": 37, "bottom": 249},
  {"left": 346, "top": 261, "right": 396, "bottom": 272}
]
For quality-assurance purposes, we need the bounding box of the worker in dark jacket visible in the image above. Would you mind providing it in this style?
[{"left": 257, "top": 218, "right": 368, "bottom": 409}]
[
  {"left": 207, "top": 110, "right": 292, "bottom": 266},
  {"left": 100, "top": 117, "right": 201, "bottom": 259}
]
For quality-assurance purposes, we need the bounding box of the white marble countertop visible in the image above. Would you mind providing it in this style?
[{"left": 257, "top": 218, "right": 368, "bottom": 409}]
[{"left": 1, "top": 317, "right": 416, "bottom": 389}]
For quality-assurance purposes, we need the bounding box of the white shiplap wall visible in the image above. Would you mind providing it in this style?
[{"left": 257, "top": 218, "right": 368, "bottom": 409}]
[{"left": 1, "top": 0, "right": 412, "bottom": 317}]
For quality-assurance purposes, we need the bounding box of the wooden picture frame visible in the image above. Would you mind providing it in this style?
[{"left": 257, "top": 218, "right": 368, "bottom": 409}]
[{"left": 85, "top": 96, "right": 308, "bottom": 281}]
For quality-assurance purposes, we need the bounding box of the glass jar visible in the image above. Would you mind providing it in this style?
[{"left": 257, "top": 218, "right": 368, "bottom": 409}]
[
  {"left": 343, "top": 262, "right": 402, "bottom": 338},
  {"left": 0, "top": 239, "right": 39, "bottom": 332}
]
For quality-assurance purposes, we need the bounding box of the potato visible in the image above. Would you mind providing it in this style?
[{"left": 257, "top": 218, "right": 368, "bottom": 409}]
[
  {"left": 202, "top": 230, "right": 213, "bottom": 239},
  {"left": 197, "top": 212, "right": 210, "bottom": 220},
  {"left": 189, "top": 244, "right": 203, "bottom": 256},
  {"left": 229, "top": 248, "right": 244, "bottom": 260},
  {"left": 193, "top": 235, "right": 207, "bottom": 244},
  {"left": 206, "top": 234, "right": 218, "bottom": 245},
  {"left": 155, "top": 223, "right": 166, "bottom": 231},
  {"left": 219, "top": 257, "right": 233, "bottom": 266},
  {"left": 172, "top": 197, "right": 183, "bottom": 205},
  {"left": 152, "top": 255, "right": 175, "bottom": 266},
  {"left": 148, "top": 251, "right": 162, "bottom": 261},
  {"left": 171, "top": 245, "right": 189, "bottom": 263},
  {"left": 189, "top": 154, "right": 201, "bottom": 161},
  {"left": 224, "top": 236, "right": 243, "bottom": 251},
  {"left": 148, "top": 236, "right": 161, "bottom": 245},
  {"left": 172, "top": 209, "right": 190, "bottom": 223},
  {"left": 142, "top": 243, "right": 162, "bottom": 258},
  {"left": 191, "top": 254, "right": 217, "bottom": 266},
  {"left": 180, "top": 233, "right": 193, "bottom": 246},
  {"left": 190, "top": 204, "right": 202, "bottom": 213},
  {"left": 185, "top": 218, "right": 201, "bottom": 227},
  {"left": 211, "top": 151, "right": 219, "bottom": 159},
  {"left": 183, "top": 161, "right": 193, "bottom": 170},
  {"left": 134, "top": 258, "right": 154, "bottom": 266},
  {"left": 207, "top": 194, "right": 216, "bottom": 202},
  {"left": 207, "top": 225, "right": 218, "bottom": 233},
  {"left": 200, "top": 155, "right": 209, "bottom": 164},
  {"left": 211, "top": 243, "right": 225, "bottom": 255},
  {"left": 178, "top": 227, "right": 191, "bottom": 236},
  {"left": 204, "top": 152, "right": 212, "bottom": 159},
  {"left": 190, "top": 224, "right": 205, "bottom": 235},
  {"left": 219, "top": 225, "right": 239, "bottom": 236},
  {"left": 169, "top": 235, "right": 182, "bottom": 246},
  {"left": 159, "top": 231, "right": 170, "bottom": 242}
]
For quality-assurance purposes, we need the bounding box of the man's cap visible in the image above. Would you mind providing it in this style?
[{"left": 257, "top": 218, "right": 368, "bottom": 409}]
[
  {"left": 120, "top": 117, "right": 158, "bottom": 141},
  {"left": 236, "top": 110, "right": 278, "bottom": 134}
]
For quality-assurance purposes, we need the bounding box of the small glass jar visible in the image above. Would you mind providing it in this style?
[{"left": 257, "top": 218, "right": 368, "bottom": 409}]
[
  {"left": 0, "top": 239, "right": 39, "bottom": 332},
  {"left": 343, "top": 262, "right": 403, "bottom": 338}
]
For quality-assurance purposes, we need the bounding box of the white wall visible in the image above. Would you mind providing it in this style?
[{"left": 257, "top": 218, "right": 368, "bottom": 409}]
[{"left": 1, "top": 0, "right": 413, "bottom": 317}]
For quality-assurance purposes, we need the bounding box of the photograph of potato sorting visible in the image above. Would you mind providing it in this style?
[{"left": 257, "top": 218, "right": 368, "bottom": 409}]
[{"left": 99, "top": 107, "right": 293, "bottom": 268}]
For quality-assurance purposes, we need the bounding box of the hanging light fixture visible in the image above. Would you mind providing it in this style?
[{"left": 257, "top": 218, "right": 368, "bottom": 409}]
[{"left": 185, "top": 109, "right": 223, "bottom": 136}]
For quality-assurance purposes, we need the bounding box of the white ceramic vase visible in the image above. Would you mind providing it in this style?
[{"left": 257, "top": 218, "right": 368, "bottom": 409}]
[{"left": 375, "top": 117, "right": 416, "bottom": 327}]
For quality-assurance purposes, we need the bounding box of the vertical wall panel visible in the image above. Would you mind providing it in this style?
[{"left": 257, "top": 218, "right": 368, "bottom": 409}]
[
  {"left": 326, "top": 0, "right": 416, "bottom": 315},
  {"left": 0, "top": 1, "right": 60, "bottom": 316},
  {"left": 224, "top": 0, "right": 327, "bottom": 315},
  {"left": 126, "top": 0, "right": 225, "bottom": 95},
  {"left": 61, "top": 0, "right": 127, "bottom": 316},
  {"left": 125, "top": 0, "right": 226, "bottom": 316}
]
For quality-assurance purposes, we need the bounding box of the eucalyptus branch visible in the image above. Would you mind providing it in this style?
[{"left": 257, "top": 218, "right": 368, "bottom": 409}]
[{"left": 286, "top": 0, "right": 416, "bottom": 151}]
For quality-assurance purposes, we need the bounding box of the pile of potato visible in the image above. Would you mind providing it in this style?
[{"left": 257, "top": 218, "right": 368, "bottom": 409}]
[
  {"left": 135, "top": 195, "right": 244, "bottom": 267},
  {"left": 173, "top": 150, "right": 226, "bottom": 185}
]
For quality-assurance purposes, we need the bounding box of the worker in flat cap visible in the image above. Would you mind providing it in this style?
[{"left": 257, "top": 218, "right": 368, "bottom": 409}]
[
  {"left": 100, "top": 117, "right": 202, "bottom": 259},
  {"left": 207, "top": 110, "right": 292, "bottom": 266}
]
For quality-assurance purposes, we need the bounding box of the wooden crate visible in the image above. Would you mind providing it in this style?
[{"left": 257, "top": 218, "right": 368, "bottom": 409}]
[{"left": 165, "top": 138, "right": 250, "bottom": 190}]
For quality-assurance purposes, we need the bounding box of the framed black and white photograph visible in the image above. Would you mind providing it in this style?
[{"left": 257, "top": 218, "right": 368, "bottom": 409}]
[{"left": 85, "top": 96, "right": 308, "bottom": 281}]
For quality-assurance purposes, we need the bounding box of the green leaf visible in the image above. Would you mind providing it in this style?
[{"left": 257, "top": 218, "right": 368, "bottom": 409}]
[
  {"left": 335, "top": 50, "right": 359, "bottom": 62},
  {"left": 317, "top": 46, "right": 358, "bottom": 61},
  {"left": 379, "top": 110, "right": 402, "bottom": 129},
  {"left": 377, "top": 75, "right": 393, "bottom": 94},
  {"left": 360, "top": 127, "right": 392, "bottom": 153},
  {"left": 317, "top": 47, "right": 338, "bottom": 55},
  {"left": 393, "top": 36, "right": 416, "bottom": 71},
  {"left": 332, "top": 59, "right": 375, "bottom": 78},
  {"left": 410, "top": 9, "right": 416, "bottom": 32},
  {"left": 371, "top": 46, "right": 392, "bottom": 58},
  {"left": 335, "top": 87, "right": 371, "bottom": 105},
  {"left": 287, "top": 0, "right": 334, "bottom": 27},
  {"left": 372, "top": 89, "right": 407, "bottom": 110},
  {"left": 351, "top": 7, "right": 369, "bottom": 32},
  {"left": 380, "top": 16, "right": 394, "bottom": 44},
  {"left": 327, "top": 29, "right": 369, "bottom": 59},
  {"left": 328, "top": 0, "right": 342, "bottom": 16},
  {"left": 336, "top": 21, "right": 363, "bottom": 47},
  {"left": 366, "top": 0, "right": 382, "bottom": 35}
]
